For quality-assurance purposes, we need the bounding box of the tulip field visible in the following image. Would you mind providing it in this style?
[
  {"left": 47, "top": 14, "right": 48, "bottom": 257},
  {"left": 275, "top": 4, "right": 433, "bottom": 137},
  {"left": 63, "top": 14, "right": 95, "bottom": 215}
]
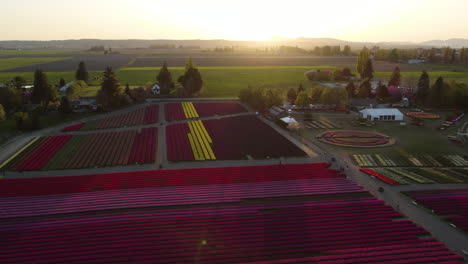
[
  {"left": 0, "top": 163, "right": 463, "bottom": 263},
  {"left": 61, "top": 104, "right": 159, "bottom": 132},
  {"left": 164, "top": 101, "right": 246, "bottom": 121},
  {"left": 353, "top": 154, "right": 468, "bottom": 167},
  {"left": 1, "top": 128, "right": 158, "bottom": 171},
  {"left": 318, "top": 130, "right": 395, "bottom": 147},
  {"left": 167, "top": 115, "right": 306, "bottom": 161}
]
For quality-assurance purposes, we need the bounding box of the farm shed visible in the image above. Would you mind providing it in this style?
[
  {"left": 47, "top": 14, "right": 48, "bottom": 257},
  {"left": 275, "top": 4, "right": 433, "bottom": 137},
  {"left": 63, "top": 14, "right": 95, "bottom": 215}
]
[
  {"left": 359, "top": 108, "right": 403, "bottom": 121},
  {"left": 268, "top": 106, "right": 287, "bottom": 119}
]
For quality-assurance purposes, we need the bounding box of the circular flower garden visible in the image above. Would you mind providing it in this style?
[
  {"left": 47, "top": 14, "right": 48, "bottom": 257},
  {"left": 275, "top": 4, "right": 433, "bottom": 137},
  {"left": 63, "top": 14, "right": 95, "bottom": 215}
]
[
  {"left": 405, "top": 112, "right": 440, "bottom": 119},
  {"left": 318, "top": 130, "right": 396, "bottom": 148}
]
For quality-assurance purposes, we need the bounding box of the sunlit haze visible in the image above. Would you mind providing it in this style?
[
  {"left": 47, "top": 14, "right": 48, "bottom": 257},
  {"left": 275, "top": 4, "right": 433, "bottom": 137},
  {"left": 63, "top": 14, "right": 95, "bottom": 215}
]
[{"left": 2, "top": 0, "right": 468, "bottom": 42}]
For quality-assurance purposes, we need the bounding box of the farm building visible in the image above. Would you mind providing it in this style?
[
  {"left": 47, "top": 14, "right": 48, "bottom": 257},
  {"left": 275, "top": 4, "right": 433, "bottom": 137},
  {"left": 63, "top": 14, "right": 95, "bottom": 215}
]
[
  {"left": 359, "top": 108, "right": 403, "bottom": 121},
  {"left": 71, "top": 97, "right": 97, "bottom": 112},
  {"left": 268, "top": 106, "right": 287, "bottom": 120},
  {"left": 59, "top": 81, "right": 75, "bottom": 93}
]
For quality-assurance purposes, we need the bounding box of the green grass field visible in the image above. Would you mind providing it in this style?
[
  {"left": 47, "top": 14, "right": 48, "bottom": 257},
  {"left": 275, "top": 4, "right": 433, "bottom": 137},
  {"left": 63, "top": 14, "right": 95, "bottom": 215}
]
[
  {"left": 0, "top": 57, "right": 70, "bottom": 71},
  {"left": 0, "top": 49, "right": 78, "bottom": 56},
  {"left": 1, "top": 66, "right": 468, "bottom": 98}
]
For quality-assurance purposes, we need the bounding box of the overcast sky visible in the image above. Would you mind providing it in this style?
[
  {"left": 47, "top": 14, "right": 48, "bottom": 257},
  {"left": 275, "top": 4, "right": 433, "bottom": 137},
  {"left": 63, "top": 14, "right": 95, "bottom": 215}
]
[{"left": 1, "top": 0, "right": 467, "bottom": 42}]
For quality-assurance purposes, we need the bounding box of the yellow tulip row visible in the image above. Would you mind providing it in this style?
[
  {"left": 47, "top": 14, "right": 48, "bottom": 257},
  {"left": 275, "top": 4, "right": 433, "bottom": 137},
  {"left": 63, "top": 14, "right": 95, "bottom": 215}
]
[
  {"left": 182, "top": 102, "right": 199, "bottom": 119},
  {"left": 187, "top": 120, "right": 216, "bottom": 161}
]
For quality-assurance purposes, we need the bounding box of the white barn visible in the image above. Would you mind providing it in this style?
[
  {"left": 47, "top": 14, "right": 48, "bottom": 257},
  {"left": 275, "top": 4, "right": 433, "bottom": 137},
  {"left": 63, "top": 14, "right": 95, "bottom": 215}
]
[{"left": 359, "top": 108, "right": 404, "bottom": 121}]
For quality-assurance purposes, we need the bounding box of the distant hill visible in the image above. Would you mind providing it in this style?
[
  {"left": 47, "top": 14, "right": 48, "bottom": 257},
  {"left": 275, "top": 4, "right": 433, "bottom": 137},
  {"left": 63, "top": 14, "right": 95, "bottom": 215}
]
[
  {"left": 0, "top": 38, "right": 467, "bottom": 50},
  {"left": 419, "top": 38, "right": 468, "bottom": 48}
]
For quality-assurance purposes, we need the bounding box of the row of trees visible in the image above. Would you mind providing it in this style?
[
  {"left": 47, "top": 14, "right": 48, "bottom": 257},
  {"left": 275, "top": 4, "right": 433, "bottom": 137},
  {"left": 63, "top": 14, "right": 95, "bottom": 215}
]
[
  {"left": 257, "top": 45, "right": 352, "bottom": 56},
  {"left": 414, "top": 72, "right": 468, "bottom": 108},
  {"left": 373, "top": 47, "right": 468, "bottom": 64}
]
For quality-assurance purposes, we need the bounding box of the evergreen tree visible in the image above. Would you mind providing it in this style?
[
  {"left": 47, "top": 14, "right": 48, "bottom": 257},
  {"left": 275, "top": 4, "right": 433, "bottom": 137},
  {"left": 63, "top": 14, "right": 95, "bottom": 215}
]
[
  {"left": 58, "top": 96, "right": 73, "bottom": 114},
  {"left": 97, "top": 67, "right": 126, "bottom": 108},
  {"left": 75, "top": 61, "right": 89, "bottom": 84},
  {"left": 287, "top": 88, "right": 297, "bottom": 102},
  {"left": 31, "top": 69, "right": 50, "bottom": 104},
  {"left": 345, "top": 81, "right": 356, "bottom": 98},
  {"left": 376, "top": 83, "right": 389, "bottom": 99},
  {"left": 430, "top": 77, "right": 445, "bottom": 106},
  {"left": 343, "top": 45, "right": 351, "bottom": 56},
  {"left": 0, "top": 104, "right": 5, "bottom": 121},
  {"left": 295, "top": 91, "right": 309, "bottom": 108},
  {"left": 388, "top": 67, "right": 401, "bottom": 87},
  {"left": 125, "top": 83, "right": 131, "bottom": 95},
  {"left": 59, "top": 78, "right": 66, "bottom": 88},
  {"left": 178, "top": 67, "right": 203, "bottom": 96},
  {"left": 358, "top": 79, "right": 372, "bottom": 98},
  {"left": 415, "top": 71, "right": 430, "bottom": 105},
  {"left": 185, "top": 57, "right": 194, "bottom": 72},
  {"left": 12, "top": 76, "right": 26, "bottom": 89},
  {"left": 157, "top": 61, "right": 174, "bottom": 94},
  {"left": 362, "top": 59, "right": 374, "bottom": 79},
  {"left": 357, "top": 47, "right": 370, "bottom": 78}
]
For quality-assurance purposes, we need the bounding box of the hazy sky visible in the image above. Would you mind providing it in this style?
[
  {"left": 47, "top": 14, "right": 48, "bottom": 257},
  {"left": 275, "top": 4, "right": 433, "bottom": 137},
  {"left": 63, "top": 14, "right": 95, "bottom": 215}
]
[{"left": 1, "top": 0, "right": 467, "bottom": 42}]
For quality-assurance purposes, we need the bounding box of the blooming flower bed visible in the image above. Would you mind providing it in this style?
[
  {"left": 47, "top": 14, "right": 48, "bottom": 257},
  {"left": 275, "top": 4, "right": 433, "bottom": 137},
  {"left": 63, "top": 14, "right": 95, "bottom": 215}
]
[
  {"left": 352, "top": 154, "right": 468, "bottom": 167},
  {"left": 166, "top": 115, "right": 306, "bottom": 161},
  {"left": 405, "top": 112, "right": 440, "bottom": 119},
  {"left": 62, "top": 105, "right": 159, "bottom": 131},
  {"left": 318, "top": 130, "right": 395, "bottom": 147},
  {"left": 165, "top": 102, "right": 247, "bottom": 121},
  {"left": 360, "top": 167, "right": 468, "bottom": 185},
  {"left": 1, "top": 128, "right": 158, "bottom": 171}
]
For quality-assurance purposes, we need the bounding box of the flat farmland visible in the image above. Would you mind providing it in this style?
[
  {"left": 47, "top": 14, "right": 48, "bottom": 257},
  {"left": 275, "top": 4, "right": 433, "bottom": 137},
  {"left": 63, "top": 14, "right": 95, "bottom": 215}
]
[
  {"left": 0, "top": 57, "right": 70, "bottom": 71},
  {"left": 0, "top": 54, "right": 137, "bottom": 72},
  {"left": 129, "top": 56, "right": 358, "bottom": 67}
]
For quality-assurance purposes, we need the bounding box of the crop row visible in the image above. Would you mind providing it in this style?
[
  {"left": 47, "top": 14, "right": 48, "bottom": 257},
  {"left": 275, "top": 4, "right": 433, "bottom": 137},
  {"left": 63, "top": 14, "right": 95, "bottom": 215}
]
[
  {"left": 165, "top": 102, "right": 247, "bottom": 121},
  {"left": 2, "top": 128, "right": 158, "bottom": 171},
  {"left": 182, "top": 102, "right": 199, "bottom": 119},
  {"left": 62, "top": 105, "right": 159, "bottom": 132},
  {"left": 187, "top": 121, "right": 216, "bottom": 161},
  {"left": 353, "top": 154, "right": 468, "bottom": 167},
  {"left": 361, "top": 167, "right": 468, "bottom": 185},
  {"left": 1, "top": 135, "right": 72, "bottom": 171},
  {"left": 204, "top": 115, "right": 306, "bottom": 160},
  {"left": 166, "top": 123, "right": 194, "bottom": 161},
  {"left": 166, "top": 116, "right": 305, "bottom": 162}
]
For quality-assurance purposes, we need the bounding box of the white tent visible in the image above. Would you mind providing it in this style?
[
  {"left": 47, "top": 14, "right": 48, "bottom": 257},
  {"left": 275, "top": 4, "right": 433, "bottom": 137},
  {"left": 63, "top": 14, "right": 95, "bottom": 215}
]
[
  {"left": 359, "top": 108, "right": 403, "bottom": 121},
  {"left": 280, "top": 116, "right": 298, "bottom": 124}
]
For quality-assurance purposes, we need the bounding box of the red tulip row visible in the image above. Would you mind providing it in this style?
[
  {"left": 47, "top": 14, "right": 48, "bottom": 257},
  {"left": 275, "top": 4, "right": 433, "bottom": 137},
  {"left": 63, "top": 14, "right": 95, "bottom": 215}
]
[
  {"left": 61, "top": 122, "right": 84, "bottom": 132},
  {"left": 360, "top": 168, "right": 400, "bottom": 185},
  {"left": 96, "top": 107, "right": 146, "bottom": 129},
  {"left": 13, "top": 135, "right": 72, "bottom": 171},
  {"left": 143, "top": 105, "right": 159, "bottom": 124},
  {"left": 128, "top": 127, "right": 158, "bottom": 164},
  {"left": 164, "top": 103, "right": 185, "bottom": 121},
  {"left": 62, "top": 105, "right": 160, "bottom": 132},
  {"left": 193, "top": 102, "right": 247, "bottom": 116},
  {"left": 166, "top": 123, "right": 194, "bottom": 161},
  {"left": 203, "top": 115, "right": 306, "bottom": 160}
]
